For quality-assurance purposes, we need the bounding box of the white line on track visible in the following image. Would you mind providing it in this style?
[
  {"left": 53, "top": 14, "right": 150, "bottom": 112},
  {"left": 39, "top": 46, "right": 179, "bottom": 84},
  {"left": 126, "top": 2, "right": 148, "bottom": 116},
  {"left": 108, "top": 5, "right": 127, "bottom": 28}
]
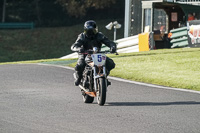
[{"left": 37, "top": 63, "right": 200, "bottom": 95}]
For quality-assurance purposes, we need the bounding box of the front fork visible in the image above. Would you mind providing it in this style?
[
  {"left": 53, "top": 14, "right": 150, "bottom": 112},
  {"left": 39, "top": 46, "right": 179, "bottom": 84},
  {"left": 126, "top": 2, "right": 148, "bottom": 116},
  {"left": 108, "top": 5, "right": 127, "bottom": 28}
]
[{"left": 93, "top": 66, "right": 107, "bottom": 91}]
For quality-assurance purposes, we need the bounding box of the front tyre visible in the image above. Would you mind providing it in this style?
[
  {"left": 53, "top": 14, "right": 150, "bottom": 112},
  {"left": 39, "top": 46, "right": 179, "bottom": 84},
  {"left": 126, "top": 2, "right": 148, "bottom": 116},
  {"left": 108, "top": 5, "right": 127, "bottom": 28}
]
[{"left": 97, "top": 78, "right": 107, "bottom": 106}]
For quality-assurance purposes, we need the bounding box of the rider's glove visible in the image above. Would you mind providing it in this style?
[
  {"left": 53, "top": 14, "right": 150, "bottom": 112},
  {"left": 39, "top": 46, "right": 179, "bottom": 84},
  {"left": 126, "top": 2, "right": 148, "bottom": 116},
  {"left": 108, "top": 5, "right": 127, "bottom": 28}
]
[
  {"left": 110, "top": 46, "right": 116, "bottom": 53},
  {"left": 78, "top": 48, "right": 85, "bottom": 53}
]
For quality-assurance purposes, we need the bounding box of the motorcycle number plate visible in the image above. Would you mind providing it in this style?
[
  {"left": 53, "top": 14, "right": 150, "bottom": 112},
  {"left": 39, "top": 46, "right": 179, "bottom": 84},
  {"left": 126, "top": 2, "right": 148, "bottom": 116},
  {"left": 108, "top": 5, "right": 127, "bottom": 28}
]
[{"left": 92, "top": 54, "right": 106, "bottom": 66}]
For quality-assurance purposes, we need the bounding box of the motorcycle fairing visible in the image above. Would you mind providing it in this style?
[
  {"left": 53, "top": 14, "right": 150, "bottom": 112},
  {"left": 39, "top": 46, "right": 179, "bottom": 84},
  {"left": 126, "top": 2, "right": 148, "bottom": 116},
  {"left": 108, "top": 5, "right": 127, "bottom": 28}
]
[{"left": 91, "top": 54, "right": 106, "bottom": 67}]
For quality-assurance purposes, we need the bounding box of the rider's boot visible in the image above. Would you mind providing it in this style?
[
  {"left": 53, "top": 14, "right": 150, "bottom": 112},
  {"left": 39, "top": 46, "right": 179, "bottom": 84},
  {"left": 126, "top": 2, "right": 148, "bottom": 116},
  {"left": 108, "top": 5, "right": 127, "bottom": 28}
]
[
  {"left": 75, "top": 78, "right": 81, "bottom": 86},
  {"left": 73, "top": 72, "right": 82, "bottom": 86},
  {"left": 107, "top": 80, "right": 111, "bottom": 86},
  {"left": 106, "top": 70, "right": 111, "bottom": 86}
]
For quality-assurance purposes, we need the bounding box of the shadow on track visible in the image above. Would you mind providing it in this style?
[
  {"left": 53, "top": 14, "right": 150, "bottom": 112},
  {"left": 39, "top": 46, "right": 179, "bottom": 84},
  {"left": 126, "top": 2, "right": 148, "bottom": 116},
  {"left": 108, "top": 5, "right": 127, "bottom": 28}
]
[{"left": 106, "top": 101, "right": 200, "bottom": 106}]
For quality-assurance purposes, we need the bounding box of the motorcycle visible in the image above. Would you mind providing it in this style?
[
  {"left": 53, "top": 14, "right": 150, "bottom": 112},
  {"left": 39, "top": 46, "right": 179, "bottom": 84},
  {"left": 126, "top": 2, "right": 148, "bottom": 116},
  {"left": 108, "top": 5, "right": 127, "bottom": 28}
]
[{"left": 74, "top": 47, "right": 117, "bottom": 106}]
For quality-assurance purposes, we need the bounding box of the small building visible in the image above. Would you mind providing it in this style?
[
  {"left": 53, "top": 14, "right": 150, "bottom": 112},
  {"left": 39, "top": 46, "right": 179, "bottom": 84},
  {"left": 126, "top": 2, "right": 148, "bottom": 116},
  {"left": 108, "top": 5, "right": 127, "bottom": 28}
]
[{"left": 124, "top": 0, "right": 200, "bottom": 48}]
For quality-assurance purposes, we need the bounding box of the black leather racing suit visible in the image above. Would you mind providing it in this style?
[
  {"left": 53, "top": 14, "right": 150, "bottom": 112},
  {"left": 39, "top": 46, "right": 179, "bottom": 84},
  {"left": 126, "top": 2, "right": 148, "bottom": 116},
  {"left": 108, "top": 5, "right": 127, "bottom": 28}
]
[{"left": 71, "top": 32, "right": 116, "bottom": 80}]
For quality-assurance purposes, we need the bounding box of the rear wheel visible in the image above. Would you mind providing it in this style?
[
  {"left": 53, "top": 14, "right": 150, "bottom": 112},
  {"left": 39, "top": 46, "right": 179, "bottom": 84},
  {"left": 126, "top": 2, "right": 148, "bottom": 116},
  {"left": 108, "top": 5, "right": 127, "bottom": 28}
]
[
  {"left": 82, "top": 93, "right": 94, "bottom": 103},
  {"left": 97, "top": 78, "right": 107, "bottom": 106},
  {"left": 82, "top": 73, "right": 94, "bottom": 103}
]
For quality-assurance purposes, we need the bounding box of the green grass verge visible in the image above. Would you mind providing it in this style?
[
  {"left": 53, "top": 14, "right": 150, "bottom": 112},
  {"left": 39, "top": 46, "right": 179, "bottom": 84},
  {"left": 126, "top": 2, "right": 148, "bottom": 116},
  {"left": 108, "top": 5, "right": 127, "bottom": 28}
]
[
  {"left": 110, "top": 48, "right": 200, "bottom": 91},
  {"left": 1, "top": 48, "right": 200, "bottom": 91}
]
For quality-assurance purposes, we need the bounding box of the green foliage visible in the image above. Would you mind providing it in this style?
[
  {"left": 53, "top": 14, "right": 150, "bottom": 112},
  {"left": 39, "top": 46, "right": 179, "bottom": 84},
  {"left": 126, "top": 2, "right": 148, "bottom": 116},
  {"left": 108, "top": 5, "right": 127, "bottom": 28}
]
[
  {"left": 56, "top": 0, "right": 116, "bottom": 17},
  {"left": 1, "top": 0, "right": 124, "bottom": 27}
]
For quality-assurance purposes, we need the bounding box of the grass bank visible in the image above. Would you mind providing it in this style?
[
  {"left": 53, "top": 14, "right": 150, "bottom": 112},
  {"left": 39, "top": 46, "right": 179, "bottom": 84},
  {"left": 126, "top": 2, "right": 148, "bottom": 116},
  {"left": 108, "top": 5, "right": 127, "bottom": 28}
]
[
  {"left": 0, "top": 19, "right": 123, "bottom": 63},
  {"left": 1, "top": 48, "right": 200, "bottom": 91},
  {"left": 111, "top": 48, "right": 200, "bottom": 91}
]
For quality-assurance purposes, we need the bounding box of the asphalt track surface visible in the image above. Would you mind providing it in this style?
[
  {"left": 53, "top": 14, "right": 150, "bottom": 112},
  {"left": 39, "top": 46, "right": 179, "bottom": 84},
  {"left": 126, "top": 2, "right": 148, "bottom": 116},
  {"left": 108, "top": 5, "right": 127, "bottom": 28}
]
[{"left": 0, "top": 64, "right": 200, "bottom": 133}]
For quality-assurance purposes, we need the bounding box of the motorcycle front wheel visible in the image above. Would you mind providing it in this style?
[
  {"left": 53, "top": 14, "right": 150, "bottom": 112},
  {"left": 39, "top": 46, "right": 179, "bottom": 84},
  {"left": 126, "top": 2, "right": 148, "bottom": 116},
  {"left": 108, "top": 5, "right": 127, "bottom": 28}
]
[{"left": 97, "top": 78, "right": 107, "bottom": 106}]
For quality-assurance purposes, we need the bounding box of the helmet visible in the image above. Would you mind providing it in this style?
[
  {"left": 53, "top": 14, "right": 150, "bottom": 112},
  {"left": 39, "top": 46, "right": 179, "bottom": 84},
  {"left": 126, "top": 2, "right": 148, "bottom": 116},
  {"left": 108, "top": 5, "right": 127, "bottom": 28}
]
[{"left": 84, "top": 20, "right": 98, "bottom": 38}]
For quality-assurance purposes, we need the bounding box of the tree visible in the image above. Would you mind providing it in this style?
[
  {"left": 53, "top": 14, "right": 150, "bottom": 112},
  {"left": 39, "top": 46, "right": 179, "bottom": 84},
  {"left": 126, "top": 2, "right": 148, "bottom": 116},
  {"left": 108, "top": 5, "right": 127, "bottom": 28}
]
[
  {"left": 56, "top": 0, "right": 116, "bottom": 17},
  {"left": 2, "top": 0, "right": 6, "bottom": 22},
  {"left": 34, "top": 0, "right": 42, "bottom": 25}
]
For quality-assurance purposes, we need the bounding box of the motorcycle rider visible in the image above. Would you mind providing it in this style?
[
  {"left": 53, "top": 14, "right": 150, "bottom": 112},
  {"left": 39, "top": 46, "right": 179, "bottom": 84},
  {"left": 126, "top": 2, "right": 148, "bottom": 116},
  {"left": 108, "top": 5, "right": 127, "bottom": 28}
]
[{"left": 71, "top": 20, "right": 117, "bottom": 86}]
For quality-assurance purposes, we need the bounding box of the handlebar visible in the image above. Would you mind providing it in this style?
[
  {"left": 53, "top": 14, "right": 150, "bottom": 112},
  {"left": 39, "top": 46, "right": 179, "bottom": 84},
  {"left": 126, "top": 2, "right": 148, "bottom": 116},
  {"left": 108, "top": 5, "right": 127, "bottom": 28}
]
[
  {"left": 78, "top": 50, "right": 118, "bottom": 55},
  {"left": 98, "top": 51, "right": 119, "bottom": 55}
]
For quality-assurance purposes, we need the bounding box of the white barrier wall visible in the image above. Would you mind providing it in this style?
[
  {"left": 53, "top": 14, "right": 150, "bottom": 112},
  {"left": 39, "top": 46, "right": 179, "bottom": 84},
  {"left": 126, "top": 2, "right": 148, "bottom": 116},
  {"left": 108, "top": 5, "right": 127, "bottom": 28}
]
[{"left": 60, "top": 35, "right": 139, "bottom": 59}]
